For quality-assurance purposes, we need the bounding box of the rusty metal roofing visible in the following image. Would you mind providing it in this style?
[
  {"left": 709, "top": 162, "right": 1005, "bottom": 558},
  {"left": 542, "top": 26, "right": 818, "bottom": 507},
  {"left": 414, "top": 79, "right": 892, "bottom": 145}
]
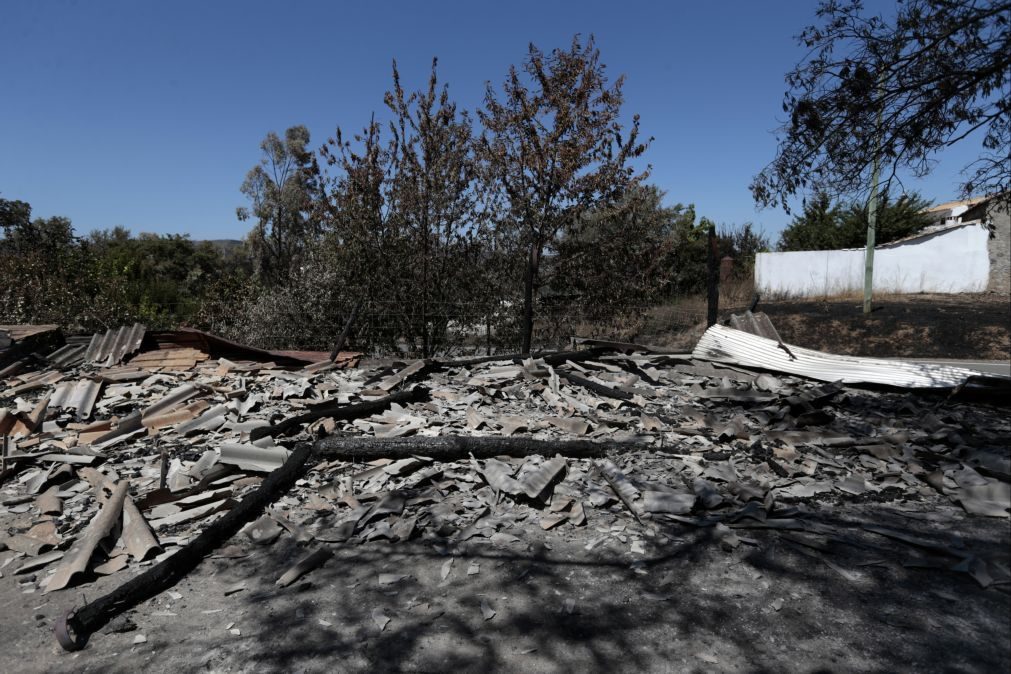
[
  {"left": 0, "top": 324, "right": 61, "bottom": 341},
  {"left": 145, "top": 328, "right": 317, "bottom": 366},
  {"left": 84, "top": 324, "right": 146, "bottom": 367},
  {"left": 49, "top": 379, "right": 103, "bottom": 420},
  {"left": 128, "top": 348, "right": 208, "bottom": 371},
  {"left": 692, "top": 324, "right": 1006, "bottom": 389}
]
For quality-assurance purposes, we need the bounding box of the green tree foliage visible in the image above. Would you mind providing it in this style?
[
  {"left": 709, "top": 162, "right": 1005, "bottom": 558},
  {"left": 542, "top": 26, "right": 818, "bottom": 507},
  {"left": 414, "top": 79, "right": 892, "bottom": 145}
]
[
  {"left": 478, "top": 35, "right": 650, "bottom": 352},
  {"left": 0, "top": 196, "right": 33, "bottom": 240},
  {"left": 87, "top": 228, "right": 231, "bottom": 325},
  {"left": 0, "top": 206, "right": 96, "bottom": 327},
  {"left": 554, "top": 185, "right": 694, "bottom": 306},
  {"left": 238, "top": 126, "right": 318, "bottom": 284},
  {"left": 753, "top": 0, "right": 1011, "bottom": 212},
  {"left": 778, "top": 191, "right": 933, "bottom": 250},
  {"left": 1, "top": 198, "right": 250, "bottom": 331},
  {"left": 777, "top": 191, "right": 845, "bottom": 251},
  {"left": 716, "top": 222, "right": 771, "bottom": 280}
]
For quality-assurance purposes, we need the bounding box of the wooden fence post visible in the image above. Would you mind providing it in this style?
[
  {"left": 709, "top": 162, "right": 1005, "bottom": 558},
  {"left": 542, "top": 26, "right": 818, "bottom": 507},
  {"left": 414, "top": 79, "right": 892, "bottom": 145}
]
[{"left": 707, "top": 224, "right": 719, "bottom": 327}]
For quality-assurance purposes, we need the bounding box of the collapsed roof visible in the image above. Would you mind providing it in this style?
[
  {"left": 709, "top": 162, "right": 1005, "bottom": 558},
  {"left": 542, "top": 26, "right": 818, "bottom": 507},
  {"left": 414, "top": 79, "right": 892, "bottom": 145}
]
[{"left": 0, "top": 319, "right": 1008, "bottom": 651}]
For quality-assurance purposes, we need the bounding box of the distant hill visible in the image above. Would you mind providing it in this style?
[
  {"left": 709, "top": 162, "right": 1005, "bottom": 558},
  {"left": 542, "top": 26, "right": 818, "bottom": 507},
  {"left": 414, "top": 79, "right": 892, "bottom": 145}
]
[{"left": 201, "top": 239, "right": 244, "bottom": 254}]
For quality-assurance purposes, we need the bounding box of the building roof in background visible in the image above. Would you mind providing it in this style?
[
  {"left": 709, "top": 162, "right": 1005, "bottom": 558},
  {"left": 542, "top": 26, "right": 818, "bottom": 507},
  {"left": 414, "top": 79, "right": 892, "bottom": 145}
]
[{"left": 922, "top": 196, "right": 989, "bottom": 214}]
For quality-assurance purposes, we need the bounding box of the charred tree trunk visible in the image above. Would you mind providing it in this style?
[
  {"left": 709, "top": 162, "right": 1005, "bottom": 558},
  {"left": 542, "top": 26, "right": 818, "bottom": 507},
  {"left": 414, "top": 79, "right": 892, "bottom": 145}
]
[{"left": 521, "top": 242, "right": 541, "bottom": 355}]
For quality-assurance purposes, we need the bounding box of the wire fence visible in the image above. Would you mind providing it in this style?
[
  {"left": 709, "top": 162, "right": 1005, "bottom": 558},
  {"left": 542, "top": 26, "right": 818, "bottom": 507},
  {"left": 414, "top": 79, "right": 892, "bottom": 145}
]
[
  {"left": 202, "top": 295, "right": 752, "bottom": 357},
  {"left": 4, "top": 292, "right": 753, "bottom": 358}
]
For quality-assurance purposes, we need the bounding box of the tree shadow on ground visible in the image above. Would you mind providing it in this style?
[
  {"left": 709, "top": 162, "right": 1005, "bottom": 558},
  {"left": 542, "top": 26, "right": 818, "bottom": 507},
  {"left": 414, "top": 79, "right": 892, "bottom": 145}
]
[{"left": 113, "top": 499, "right": 1011, "bottom": 674}]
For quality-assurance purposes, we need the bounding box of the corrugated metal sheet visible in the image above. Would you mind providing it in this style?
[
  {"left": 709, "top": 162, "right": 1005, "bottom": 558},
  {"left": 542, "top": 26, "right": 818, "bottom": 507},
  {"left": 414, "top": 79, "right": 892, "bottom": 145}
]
[
  {"left": 84, "top": 323, "right": 146, "bottom": 367},
  {"left": 692, "top": 324, "right": 1006, "bottom": 389},
  {"left": 49, "top": 379, "right": 103, "bottom": 420},
  {"left": 728, "top": 311, "right": 782, "bottom": 342},
  {"left": 47, "top": 343, "right": 88, "bottom": 368}
]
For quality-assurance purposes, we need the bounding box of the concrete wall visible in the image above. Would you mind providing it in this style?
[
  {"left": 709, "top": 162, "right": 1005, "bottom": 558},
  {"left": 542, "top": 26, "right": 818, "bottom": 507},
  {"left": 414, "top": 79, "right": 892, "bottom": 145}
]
[{"left": 756, "top": 224, "right": 992, "bottom": 297}]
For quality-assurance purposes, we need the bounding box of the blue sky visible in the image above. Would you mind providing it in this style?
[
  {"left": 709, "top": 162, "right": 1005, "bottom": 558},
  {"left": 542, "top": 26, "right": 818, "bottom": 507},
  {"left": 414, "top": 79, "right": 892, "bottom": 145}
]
[{"left": 1, "top": 0, "right": 984, "bottom": 241}]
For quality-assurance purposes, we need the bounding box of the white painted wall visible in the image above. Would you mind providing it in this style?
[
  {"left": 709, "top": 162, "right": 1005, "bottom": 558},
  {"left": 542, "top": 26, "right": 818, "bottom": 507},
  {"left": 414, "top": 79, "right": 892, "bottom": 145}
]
[{"left": 756, "top": 224, "right": 991, "bottom": 297}]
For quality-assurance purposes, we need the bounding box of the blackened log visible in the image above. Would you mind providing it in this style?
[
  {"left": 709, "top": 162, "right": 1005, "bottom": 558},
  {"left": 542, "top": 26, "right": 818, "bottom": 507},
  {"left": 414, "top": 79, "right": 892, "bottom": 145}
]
[
  {"left": 250, "top": 387, "right": 430, "bottom": 441},
  {"left": 312, "top": 435, "right": 647, "bottom": 462}
]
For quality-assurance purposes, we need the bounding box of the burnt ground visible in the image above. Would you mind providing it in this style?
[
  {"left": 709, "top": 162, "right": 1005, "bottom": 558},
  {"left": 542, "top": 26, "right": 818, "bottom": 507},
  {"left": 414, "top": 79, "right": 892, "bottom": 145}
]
[
  {"left": 2, "top": 321, "right": 1010, "bottom": 673},
  {"left": 758, "top": 294, "right": 1010, "bottom": 361},
  {"left": 3, "top": 489, "right": 1009, "bottom": 673}
]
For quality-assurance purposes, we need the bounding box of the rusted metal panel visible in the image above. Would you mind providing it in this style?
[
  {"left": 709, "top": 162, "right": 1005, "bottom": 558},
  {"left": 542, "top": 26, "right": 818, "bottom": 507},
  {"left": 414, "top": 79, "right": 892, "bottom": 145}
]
[
  {"left": 84, "top": 323, "right": 146, "bottom": 367},
  {"left": 0, "top": 324, "right": 60, "bottom": 341},
  {"left": 693, "top": 324, "right": 1007, "bottom": 389},
  {"left": 127, "top": 348, "right": 207, "bottom": 371},
  {"left": 145, "top": 328, "right": 317, "bottom": 365}
]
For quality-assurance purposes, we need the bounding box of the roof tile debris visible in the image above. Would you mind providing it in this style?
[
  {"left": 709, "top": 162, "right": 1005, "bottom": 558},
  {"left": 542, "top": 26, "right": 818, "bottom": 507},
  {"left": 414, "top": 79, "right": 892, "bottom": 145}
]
[
  {"left": 84, "top": 323, "right": 146, "bottom": 367},
  {"left": 0, "top": 322, "right": 1008, "bottom": 651}
]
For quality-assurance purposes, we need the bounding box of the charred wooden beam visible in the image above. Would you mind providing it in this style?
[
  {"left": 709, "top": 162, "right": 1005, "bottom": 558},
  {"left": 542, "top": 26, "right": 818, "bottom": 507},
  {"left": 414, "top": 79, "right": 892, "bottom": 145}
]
[{"left": 312, "top": 435, "right": 648, "bottom": 462}]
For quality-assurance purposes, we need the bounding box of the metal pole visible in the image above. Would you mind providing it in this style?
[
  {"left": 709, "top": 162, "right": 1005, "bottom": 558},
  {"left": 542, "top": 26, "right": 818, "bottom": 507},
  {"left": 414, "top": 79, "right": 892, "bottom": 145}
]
[{"left": 863, "top": 81, "right": 884, "bottom": 315}]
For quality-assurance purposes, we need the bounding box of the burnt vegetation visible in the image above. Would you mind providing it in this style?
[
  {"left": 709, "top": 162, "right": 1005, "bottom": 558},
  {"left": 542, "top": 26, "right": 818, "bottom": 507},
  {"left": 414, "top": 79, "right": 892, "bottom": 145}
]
[{"left": 1, "top": 36, "right": 768, "bottom": 356}]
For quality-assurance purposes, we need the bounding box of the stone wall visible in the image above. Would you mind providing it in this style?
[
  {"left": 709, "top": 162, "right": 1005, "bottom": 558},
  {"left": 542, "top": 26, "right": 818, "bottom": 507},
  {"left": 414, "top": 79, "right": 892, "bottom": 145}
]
[{"left": 986, "top": 207, "right": 1010, "bottom": 295}]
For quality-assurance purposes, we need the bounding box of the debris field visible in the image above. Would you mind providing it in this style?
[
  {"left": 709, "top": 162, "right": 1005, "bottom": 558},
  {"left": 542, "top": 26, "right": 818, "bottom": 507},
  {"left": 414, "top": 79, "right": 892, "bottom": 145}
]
[{"left": 1, "top": 318, "right": 1009, "bottom": 671}]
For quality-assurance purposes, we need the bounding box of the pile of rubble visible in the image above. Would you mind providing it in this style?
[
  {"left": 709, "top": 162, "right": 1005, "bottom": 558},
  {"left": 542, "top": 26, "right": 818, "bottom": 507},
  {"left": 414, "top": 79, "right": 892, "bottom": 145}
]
[{"left": 1, "top": 318, "right": 1009, "bottom": 649}]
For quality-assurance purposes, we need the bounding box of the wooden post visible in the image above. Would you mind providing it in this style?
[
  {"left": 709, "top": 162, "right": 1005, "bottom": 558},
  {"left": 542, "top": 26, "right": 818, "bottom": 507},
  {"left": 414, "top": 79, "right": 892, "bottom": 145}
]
[
  {"left": 330, "top": 301, "right": 361, "bottom": 362},
  {"left": 707, "top": 224, "right": 719, "bottom": 327}
]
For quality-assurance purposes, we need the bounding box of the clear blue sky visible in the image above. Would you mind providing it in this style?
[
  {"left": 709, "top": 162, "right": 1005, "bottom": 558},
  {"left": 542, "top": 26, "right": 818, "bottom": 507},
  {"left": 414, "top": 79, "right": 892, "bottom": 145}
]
[{"left": 1, "top": 0, "right": 983, "bottom": 242}]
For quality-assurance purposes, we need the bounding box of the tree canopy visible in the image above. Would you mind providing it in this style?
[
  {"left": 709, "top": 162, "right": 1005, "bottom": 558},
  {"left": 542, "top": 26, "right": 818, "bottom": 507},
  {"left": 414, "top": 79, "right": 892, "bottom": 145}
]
[
  {"left": 478, "top": 35, "right": 650, "bottom": 352},
  {"left": 778, "top": 190, "right": 933, "bottom": 250},
  {"left": 753, "top": 0, "right": 1011, "bottom": 212},
  {"left": 237, "top": 126, "right": 318, "bottom": 283}
]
